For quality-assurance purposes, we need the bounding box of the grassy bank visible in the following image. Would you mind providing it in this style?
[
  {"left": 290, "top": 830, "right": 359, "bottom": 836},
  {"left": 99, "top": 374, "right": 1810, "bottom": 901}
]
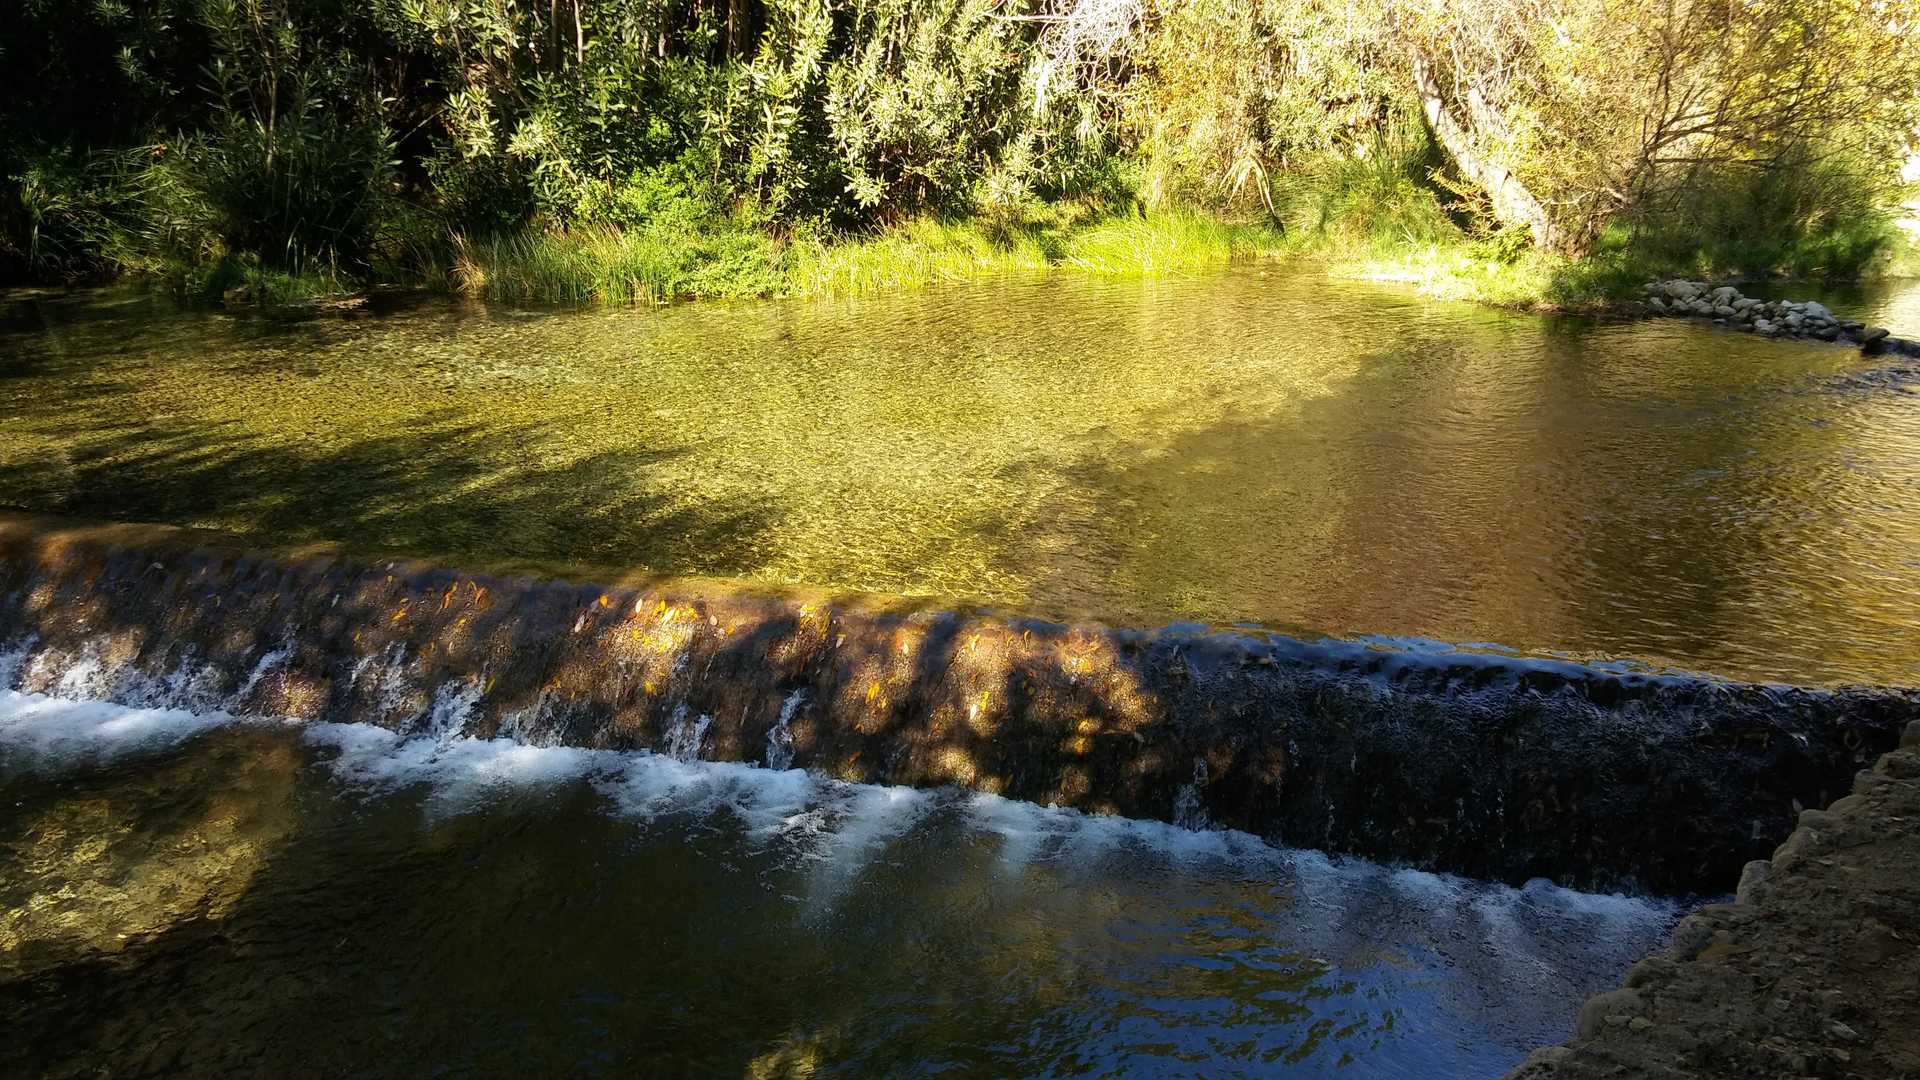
[
  {"left": 434, "top": 210, "right": 1289, "bottom": 305},
  {"left": 31, "top": 187, "right": 1913, "bottom": 315}
]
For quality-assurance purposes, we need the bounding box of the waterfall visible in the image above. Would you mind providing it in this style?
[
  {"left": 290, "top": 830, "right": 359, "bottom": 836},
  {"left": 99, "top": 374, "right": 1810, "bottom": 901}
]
[
  {"left": 764, "top": 688, "right": 806, "bottom": 769},
  {"left": 664, "top": 704, "right": 712, "bottom": 762},
  {"left": 0, "top": 517, "right": 1911, "bottom": 891},
  {"left": 1171, "top": 759, "right": 1211, "bottom": 831}
]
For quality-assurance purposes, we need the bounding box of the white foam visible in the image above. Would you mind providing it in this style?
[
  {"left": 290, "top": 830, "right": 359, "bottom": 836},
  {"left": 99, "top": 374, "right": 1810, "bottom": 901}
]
[
  {"left": 232, "top": 642, "right": 295, "bottom": 701},
  {"left": 0, "top": 673, "right": 1686, "bottom": 965},
  {"left": 0, "top": 688, "right": 244, "bottom": 765}
]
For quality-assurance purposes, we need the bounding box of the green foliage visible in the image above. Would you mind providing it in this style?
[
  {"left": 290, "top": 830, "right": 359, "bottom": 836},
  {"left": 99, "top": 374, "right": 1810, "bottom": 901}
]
[
  {"left": 785, "top": 217, "right": 1054, "bottom": 297},
  {"left": 7, "top": 148, "right": 111, "bottom": 279},
  {"left": 1273, "top": 114, "right": 1463, "bottom": 248},
  {"left": 450, "top": 219, "right": 783, "bottom": 303},
  {"left": 1063, "top": 212, "right": 1282, "bottom": 273},
  {"left": 3, "top": 0, "right": 1914, "bottom": 307},
  {"left": 1613, "top": 141, "right": 1910, "bottom": 280},
  {"left": 716, "top": 0, "right": 1054, "bottom": 221}
]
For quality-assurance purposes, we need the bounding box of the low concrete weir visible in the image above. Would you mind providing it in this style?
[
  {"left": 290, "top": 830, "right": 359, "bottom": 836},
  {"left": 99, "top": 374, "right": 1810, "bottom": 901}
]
[{"left": 1, "top": 512, "right": 1913, "bottom": 893}]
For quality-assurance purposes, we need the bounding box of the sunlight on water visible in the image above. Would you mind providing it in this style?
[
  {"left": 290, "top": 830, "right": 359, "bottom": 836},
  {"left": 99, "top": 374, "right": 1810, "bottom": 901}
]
[{"left": 3, "top": 269, "right": 1919, "bottom": 685}]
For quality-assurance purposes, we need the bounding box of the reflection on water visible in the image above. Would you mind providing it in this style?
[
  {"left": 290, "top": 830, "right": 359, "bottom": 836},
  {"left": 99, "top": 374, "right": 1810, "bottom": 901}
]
[
  {"left": 0, "top": 691, "right": 1683, "bottom": 1078},
  {"left": 2, "top": 270, "right": 1918, "bottom": 686}
]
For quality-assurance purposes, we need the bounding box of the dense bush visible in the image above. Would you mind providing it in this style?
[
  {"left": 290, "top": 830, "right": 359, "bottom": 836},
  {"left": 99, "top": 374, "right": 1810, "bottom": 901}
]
[{"left": 3, "top": 0, "right": 1914, "bottom": 295}]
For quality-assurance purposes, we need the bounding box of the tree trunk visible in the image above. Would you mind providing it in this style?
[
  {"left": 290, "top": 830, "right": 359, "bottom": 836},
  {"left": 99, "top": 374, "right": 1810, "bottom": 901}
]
[{"left": 1409, "top": 50, "right": 1562, "bottom": 252}]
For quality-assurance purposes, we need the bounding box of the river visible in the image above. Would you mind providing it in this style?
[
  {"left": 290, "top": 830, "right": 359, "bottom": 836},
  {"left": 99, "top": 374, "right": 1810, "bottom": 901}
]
[{"left": 4, "top": 269, "right": 1917, "bottom": 685}]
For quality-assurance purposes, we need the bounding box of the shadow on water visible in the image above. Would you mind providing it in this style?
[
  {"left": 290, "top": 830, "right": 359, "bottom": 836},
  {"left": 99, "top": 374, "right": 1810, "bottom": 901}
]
[{"left": 0, "top": 396, "right": 777, "bottom": 578}]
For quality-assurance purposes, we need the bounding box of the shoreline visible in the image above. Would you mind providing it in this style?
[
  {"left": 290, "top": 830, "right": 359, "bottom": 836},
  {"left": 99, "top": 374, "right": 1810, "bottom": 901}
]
[{"left": 1509, "top": 720, "right": 1920, "bottom": 1078}]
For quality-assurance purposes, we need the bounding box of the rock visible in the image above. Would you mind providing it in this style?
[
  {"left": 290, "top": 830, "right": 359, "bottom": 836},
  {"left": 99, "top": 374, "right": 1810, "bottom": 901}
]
[
  {"left": 1736, "top": 860, "right": 1773, "bottom": 905},
  {"left": 1813, "top": 326, "right": 1840, "bottom": 341},
  {"left": 1664, "top": 280, "right": 1702, "bottom": 301},
  {"left": 1649, "top": 297, "right": 1668, "bottom": 312},
  {"left": 1714, "top": 305, "right": 1737, "bottom": 317},
  {"left": 1709, "top": 286, "right": 1740, "bottom": 304},
  {"left": 1577, "top": 988, "right": 1647, "bottom": 1038},
  {"left": 1754, "top": 319, "right": 1776, "bottom": 334},
  {"left": 1902, "top": 719, "right": 1920, "bottom": 750},
  {"left": 1863, "top": 328, "right": 1890, "bottom": 355},
  {"left": 1878, "top": 752, "right": 1920, "bottom": 779},
  {"left": 1803, "top": 301, "right": 1833, "bottom": 320}
]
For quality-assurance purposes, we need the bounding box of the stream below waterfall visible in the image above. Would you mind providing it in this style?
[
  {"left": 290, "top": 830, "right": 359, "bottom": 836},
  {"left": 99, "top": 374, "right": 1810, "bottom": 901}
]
[{"left": 0, "top": 687, "right": 1682, "bottom": 1078}]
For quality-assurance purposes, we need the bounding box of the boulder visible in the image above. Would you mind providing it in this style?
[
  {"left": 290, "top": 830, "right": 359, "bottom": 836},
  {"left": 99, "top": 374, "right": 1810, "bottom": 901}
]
[
  {"left": 1708, "top": 286, "right": 1740, "bottom": 305},
  {"left": 1803, "top": 301, "right": 1833, "bottom": 320},
  {"left": 1663, "top": 280, "right": 1702, "bottom": 301}
]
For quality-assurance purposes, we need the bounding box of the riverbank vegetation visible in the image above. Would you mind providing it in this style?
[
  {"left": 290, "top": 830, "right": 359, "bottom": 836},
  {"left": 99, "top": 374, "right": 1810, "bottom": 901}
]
[{"left": 3, "top": 0, "right": 1915, "bottom": 308}]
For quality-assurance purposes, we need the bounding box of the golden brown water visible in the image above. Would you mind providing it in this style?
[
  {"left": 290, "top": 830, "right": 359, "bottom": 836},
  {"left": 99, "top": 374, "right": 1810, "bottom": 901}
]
[{"left": 3, "top": 269, "right": 1918, "bottom": 685}]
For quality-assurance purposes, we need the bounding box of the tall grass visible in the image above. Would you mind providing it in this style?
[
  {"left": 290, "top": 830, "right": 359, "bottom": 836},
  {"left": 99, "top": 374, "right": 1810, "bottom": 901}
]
[
  {"left": 1062, "top": 213, "right": 1284, "bottom": 274},
  {"left": 449, "top": 222, "right": 781, "bottom": 303},
  {"left": 440, "top": 209, "right": 1287, "bottom": 305},
  {"left": 783, "top": 218, "right": 1053, "bottom": 298}
]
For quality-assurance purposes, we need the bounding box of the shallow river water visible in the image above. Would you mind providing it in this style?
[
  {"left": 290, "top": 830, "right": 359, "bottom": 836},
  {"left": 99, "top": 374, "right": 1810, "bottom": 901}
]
[
  {"left": 0, "top": 689, "right": 1681, "bottom": 1078},
  {"left": 3, "top": 269, "right": 1920, "bottom": 685}
]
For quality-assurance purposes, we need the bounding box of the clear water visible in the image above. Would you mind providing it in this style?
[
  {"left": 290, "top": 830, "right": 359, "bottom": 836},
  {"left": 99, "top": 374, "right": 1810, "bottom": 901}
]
[
  {"left": 2, "top": 269, "right": 1917, "bottom": 687},
  {"left": 0, "top": 689, "right": 1682, "bottom": 1078}
]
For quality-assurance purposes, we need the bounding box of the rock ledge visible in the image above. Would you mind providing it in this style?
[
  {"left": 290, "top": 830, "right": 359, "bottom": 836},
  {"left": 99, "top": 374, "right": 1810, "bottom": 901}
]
[{"left": 1507, "top": 719, "right": 1920, "bottom": 1079}]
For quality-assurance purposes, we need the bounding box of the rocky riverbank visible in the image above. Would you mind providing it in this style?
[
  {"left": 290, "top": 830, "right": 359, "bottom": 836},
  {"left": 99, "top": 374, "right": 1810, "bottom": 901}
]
[
  {"left": 1642, "top": 279, "right": 1920, "bottom": 355},
  {"left": 1507, "top": 719, "right": 1920, "bottom": 1079}
]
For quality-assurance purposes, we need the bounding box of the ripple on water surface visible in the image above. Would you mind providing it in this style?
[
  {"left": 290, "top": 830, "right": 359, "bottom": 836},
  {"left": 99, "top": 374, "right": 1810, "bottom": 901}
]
[
  {"left": 0, "top": 688, "right": 1684, "bottom": 1078},
  {"left": 2, "top": 270, "right": 1918, "bottom": 685}
]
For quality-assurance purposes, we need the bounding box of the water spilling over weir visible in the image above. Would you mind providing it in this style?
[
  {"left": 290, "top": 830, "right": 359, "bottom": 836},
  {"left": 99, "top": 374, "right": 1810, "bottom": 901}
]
[{"left": 4, "top": 512, "right": 1912, "bottom": 894}]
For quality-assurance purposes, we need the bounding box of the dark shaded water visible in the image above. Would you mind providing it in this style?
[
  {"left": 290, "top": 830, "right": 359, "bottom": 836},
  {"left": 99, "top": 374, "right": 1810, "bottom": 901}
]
[
  {"left": 2, "top": 270, "right": 1919, "bottom": 685},
  {"left": 0, "top": 690, "right": 1682, "bottom": 1078}
]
